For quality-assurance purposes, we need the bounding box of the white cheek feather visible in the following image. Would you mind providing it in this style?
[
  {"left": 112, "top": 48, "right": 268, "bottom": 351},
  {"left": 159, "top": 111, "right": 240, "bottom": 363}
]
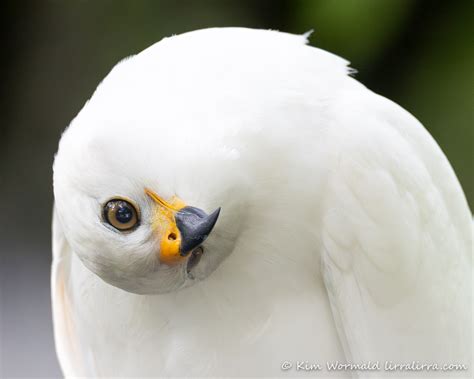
[{"left": 52, "top": 28, "right": 472, "bottom": 377}]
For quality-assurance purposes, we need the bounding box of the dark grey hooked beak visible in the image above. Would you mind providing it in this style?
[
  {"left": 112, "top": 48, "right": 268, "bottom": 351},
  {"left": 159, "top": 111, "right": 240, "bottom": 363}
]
[{"left": 175, "top": 206, "right": 221, "bottom": 255}]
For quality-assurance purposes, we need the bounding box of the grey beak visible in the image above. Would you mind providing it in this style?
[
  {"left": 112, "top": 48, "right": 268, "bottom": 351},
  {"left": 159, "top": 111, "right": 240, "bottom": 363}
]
[{"left": 175, "top": 206, "right": 221, "bottom": 256}]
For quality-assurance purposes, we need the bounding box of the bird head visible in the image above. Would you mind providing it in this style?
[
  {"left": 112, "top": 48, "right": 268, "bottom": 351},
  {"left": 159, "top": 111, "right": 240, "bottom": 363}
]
[
  {"left": 52, "top": 31, "right": 256, "bottom": 294},
  {"left": 53, "top": 114, "right": 245, "bottom": 294},
  {"left": 52, "top": 27, "right": 342, "bottom": 294}
]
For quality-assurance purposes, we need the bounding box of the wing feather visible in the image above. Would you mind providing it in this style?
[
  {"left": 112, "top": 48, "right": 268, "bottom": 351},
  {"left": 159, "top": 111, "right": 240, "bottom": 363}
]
[
  {"left": 51, "top": 206, "right": 85, "bottom": 377},
  {"left": 321, "top": 92, "right": 472, "bottom": 375}
]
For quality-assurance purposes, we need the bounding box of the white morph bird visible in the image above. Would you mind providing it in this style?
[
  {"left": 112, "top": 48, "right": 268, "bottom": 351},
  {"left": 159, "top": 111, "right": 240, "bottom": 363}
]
[{"left": 52, "top": 28, "right": 472, "bottom": 377}]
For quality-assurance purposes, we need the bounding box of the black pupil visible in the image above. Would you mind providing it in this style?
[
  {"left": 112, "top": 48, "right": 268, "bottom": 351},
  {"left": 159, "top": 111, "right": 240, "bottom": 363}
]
[{"left": 115, "top": 203, "right": 133, "bottom": 223}]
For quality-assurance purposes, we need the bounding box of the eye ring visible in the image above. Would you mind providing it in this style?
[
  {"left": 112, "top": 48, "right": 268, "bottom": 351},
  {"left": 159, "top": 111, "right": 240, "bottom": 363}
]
[{"left": 103, "top": 197, "right": 140, "bottom": 232}]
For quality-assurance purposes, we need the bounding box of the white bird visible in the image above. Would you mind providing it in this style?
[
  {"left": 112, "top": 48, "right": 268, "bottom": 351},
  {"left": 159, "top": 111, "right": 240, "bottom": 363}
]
[{"left": 52, "top": 28, "right": 472, "bottom": 377}]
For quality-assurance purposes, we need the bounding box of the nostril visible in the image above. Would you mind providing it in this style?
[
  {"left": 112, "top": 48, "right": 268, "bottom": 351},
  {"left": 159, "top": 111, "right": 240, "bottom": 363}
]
[{"left": 168, "top": 233, "right": 177, "bottom": 241}]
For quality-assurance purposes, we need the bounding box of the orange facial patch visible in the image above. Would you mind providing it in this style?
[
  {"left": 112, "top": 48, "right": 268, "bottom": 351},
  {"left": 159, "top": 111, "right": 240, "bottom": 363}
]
[{"left": 145, "top": 188, "right": 187, "bottom": 265}]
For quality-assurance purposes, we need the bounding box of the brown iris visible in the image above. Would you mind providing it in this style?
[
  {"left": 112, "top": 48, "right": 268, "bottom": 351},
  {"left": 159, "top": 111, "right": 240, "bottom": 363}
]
[{"left": 103, "top": 199, "right": 139, "bottom": 231}]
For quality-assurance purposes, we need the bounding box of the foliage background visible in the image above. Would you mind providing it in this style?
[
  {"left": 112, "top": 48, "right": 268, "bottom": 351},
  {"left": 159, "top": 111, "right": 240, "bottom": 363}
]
[{"left": 1, "top": 1, "right": 472, "bottom": 377}]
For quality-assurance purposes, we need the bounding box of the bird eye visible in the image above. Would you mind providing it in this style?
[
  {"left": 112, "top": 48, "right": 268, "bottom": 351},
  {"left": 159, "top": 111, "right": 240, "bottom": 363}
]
[{"left": 103, "top": 199, "right": 139, "bottom": 231}]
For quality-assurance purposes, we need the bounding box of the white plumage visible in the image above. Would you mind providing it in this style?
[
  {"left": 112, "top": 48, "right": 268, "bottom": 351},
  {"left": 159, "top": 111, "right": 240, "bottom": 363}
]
[{"left": 52, "top": 28, "right": 472, "bottom": 377}]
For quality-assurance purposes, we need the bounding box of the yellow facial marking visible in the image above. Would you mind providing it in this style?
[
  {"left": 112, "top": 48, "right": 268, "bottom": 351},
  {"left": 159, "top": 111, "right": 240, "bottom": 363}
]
[
  {"left": 145, "top": 188, "right": 187, "bottom": 265},
  {"left": 145, "top": 188, "right": 186, "bottom": 211}
]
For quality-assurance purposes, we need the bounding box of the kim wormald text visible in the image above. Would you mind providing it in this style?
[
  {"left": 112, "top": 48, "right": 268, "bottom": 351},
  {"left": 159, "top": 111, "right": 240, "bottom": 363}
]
[{"left": 281, "top": 360, "right": 468, "bottom": 372}]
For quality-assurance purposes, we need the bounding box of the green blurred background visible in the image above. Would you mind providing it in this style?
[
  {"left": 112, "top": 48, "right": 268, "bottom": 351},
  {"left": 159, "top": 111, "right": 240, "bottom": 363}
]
[{"left": 1, "top": 1, "right": 472, "bottom": 377}]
